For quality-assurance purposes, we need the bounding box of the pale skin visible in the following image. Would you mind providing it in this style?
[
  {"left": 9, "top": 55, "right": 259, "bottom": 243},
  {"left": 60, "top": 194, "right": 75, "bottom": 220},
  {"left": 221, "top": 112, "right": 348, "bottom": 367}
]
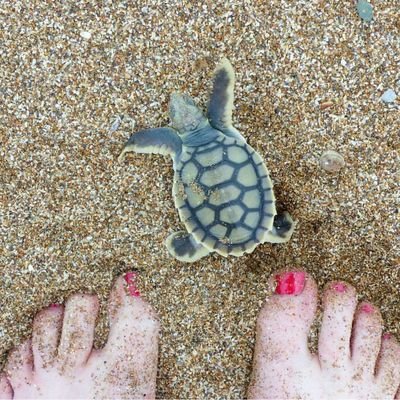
[{"left": 1, "top": 270, "right": 399, "bottom": 400}]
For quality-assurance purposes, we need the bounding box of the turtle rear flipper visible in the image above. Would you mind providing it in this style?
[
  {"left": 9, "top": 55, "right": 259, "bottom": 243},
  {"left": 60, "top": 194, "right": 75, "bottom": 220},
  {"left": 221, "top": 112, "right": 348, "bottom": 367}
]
[
  {"left": 166, "top": 231, "right": 210, "bottom": 262},
  {"left": 263, "top": 211, "right": 296, "bottom": 243},
  {"left": 207, "top": 58, "right": 245, "bottom": 141},
  {"left": 118, "top": 127, "right": 182, "bottom": 162}
]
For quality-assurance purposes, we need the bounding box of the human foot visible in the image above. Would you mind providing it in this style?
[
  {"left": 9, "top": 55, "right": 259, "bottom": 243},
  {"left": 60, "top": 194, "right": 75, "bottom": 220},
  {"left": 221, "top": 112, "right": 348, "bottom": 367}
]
[
  {"left": 0, "top": 272, "right": 159, "bottom": 400},
  {"left": 248, "top": 271, "right": 400, "bottom": 400}
]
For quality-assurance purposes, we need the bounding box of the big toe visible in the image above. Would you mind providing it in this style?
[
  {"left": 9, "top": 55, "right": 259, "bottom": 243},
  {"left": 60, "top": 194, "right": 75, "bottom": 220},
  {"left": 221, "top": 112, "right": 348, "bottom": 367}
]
[
  {"left": 248, "top": 270, "right": 319, "bottom": 399},
  {"left": 255, "top": 271, "right": 317, "bottom": 360},
  {"left": 91, "top": 272, "right": 159, "bottom": 399}
]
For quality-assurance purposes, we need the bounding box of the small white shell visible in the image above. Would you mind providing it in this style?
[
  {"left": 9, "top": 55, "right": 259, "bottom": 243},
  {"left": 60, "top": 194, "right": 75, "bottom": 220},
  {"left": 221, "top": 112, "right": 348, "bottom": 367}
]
[
  {"left": 80, "top": 31, "right": 92, "bottom": 39},
  {"left": 319, "top": 150, "right": 345, "bottom": 173}
]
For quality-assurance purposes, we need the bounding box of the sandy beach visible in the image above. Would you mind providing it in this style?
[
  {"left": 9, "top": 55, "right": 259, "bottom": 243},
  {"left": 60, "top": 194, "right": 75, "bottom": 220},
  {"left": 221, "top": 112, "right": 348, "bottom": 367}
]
[{"left": 0, "top": 1, "right": 399, "bottom": 398}]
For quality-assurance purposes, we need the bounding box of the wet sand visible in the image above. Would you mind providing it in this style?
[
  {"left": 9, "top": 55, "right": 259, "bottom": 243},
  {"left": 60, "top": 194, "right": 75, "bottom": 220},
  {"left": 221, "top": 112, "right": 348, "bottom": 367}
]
[{"left": 0, "top": 1, "right": 398, "bottom": 398}]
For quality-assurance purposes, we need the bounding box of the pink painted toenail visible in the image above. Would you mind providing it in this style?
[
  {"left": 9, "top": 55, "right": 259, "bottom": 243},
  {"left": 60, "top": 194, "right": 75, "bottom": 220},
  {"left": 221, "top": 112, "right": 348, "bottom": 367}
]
[
  {"left": 275, "top": 271, "right": 305, "bottom": 295},
  {"left": 332, "top": 282, "right": 347, "bottom": 293},
  {"left": 360, "top": 303, "right": 374, "bottom": 313},
  {"left": 383, "top": 333, "right": 392, "bottom": 340},
  {"left": 124, "top": 272, "right": 140, "bottom": 297}
]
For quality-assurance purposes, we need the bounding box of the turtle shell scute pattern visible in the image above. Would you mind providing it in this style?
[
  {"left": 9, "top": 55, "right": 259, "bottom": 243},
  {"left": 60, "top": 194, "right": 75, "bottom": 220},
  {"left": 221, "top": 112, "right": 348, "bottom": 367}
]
[{"left": 173, "top": 135, "right": 276, "bottom": 256}]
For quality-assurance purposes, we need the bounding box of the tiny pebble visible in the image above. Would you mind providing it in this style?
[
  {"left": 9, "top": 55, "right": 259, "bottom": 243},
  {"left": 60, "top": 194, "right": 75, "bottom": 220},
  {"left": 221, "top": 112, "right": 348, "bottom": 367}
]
[
  {"left": 380, "top": 89, "right": 397, "bottom": 103},
  {"left": 356, "top": 0, "right": 373, "bottom": 22},
  {"left": 80, "top": 31, "right": 92, "bottom": 39},
  {"left": 319, "top": 150, "right": 345, "bottom": 173},
  {"left": 320, "top": 100, "right": 334, "bottom": 110},
  {"left": 109, "top": 116, "right": 122, "bottom": 133}
]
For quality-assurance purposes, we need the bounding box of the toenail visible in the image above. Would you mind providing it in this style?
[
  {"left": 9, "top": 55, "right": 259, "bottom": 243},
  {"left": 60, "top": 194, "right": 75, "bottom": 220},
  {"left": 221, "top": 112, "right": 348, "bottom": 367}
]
[
  {"left": 360, "top": 303, "right": 374, "bottom": 313},
  {"left": 383, "top": 333, "right": 392, "bottom": 340},
  {"left": 124, "top": 272, "right": 141, "bottom": 297},
  {"left": 332, "top": 282, "right": 347, "bottom": 293},
  {"left": 274, "top": 271, "right": 305, "bottom": 295},
  {"left": 50, "top": 303, "right": 61, "bottom": 308}
]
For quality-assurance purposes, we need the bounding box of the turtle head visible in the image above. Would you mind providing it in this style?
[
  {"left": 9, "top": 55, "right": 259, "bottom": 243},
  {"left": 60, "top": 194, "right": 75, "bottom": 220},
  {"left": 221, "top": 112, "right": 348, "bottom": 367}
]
[{"left": 169, "top": 93, "right": 207, "bottom": 134}]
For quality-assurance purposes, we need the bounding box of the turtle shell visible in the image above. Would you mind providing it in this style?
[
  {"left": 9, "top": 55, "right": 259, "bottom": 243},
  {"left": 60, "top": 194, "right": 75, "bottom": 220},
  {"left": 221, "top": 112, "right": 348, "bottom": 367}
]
[{"left": 173, "top": 134, "right": 276, "bottom": 256}]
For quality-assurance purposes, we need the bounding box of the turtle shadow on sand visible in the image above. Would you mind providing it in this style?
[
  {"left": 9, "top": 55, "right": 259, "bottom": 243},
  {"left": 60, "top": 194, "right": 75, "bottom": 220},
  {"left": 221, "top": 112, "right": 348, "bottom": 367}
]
[{"left": 119, "top": 59, "right": 295, "bottom": 262}]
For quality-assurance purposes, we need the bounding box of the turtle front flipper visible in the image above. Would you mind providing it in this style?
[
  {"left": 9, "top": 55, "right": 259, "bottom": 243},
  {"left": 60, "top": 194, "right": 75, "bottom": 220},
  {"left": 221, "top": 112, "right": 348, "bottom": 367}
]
[
  {"left": 166, "top": 231, "right": 211, "bottom": 262},
  {"left": 207, "top": 58, "right": 244, "bottom": 141},
  {"left": 118, "top": 127, "right": 182, "bottom": 162},
  {"left": 263, "top": 211, "right": 297, "bottom": 244}
]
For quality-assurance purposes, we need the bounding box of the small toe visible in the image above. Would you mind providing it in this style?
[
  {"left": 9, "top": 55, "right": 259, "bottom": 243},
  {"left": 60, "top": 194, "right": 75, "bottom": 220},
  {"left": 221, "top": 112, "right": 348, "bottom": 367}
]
[
  {"left": 97, "top": 273, "right": 159, "bottom": 399},
  {"left": 0, "top": 373, "right": 12, "bottom": 400},
  {"left": 350, "top": 302, "right": 383, "bottom": 376},
  {"left": 376, "top": 334, "right": 400, "bottom": 398},
  {"left": 318, "top": 281, "right": 357, "bottom": 369},
  {"left": 5, "top": 339, "right": 33, "bottom": 389},
  {"left": 248, "top": 270, "right": 318, "bottom": 399},
  {"left": 58, "top": 294, "right": 99, "bottom": 368},
  {"left": 32, "top": 304, "right": 64, "bottom": 370}
]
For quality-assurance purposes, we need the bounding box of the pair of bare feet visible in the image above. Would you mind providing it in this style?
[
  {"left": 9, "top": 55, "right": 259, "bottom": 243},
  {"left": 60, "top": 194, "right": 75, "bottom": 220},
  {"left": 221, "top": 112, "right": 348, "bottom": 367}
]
[{"left": 1, "top": 270, "right": 399, "bottom": 399}]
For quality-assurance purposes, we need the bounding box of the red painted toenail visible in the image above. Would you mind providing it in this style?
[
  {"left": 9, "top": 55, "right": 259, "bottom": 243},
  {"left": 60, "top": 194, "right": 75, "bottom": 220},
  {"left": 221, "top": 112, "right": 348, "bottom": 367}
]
[
  {"left": 275, "top": 271, "right": 305, "bottom": 295},
  {"left": 360, "top": 303, "right": 374, "bottom": 313},
  {"left": 383, "top": 333, "right": 392, "bottom": 340},
  {"left": 124, "top": 272, "right": 140, "bottom": 297},
  {"left": 50, "top": 303, "right": 61, "bottom": 308},
  {"left": 332, "top": 282, "right": 347, "bottom": 293}
]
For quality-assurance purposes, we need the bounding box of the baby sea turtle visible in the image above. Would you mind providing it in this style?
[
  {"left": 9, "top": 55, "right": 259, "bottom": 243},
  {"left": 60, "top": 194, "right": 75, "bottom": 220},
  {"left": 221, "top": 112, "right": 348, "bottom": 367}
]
[{"left": 119, "top": 59, "right": 295, "bottom": 262}]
